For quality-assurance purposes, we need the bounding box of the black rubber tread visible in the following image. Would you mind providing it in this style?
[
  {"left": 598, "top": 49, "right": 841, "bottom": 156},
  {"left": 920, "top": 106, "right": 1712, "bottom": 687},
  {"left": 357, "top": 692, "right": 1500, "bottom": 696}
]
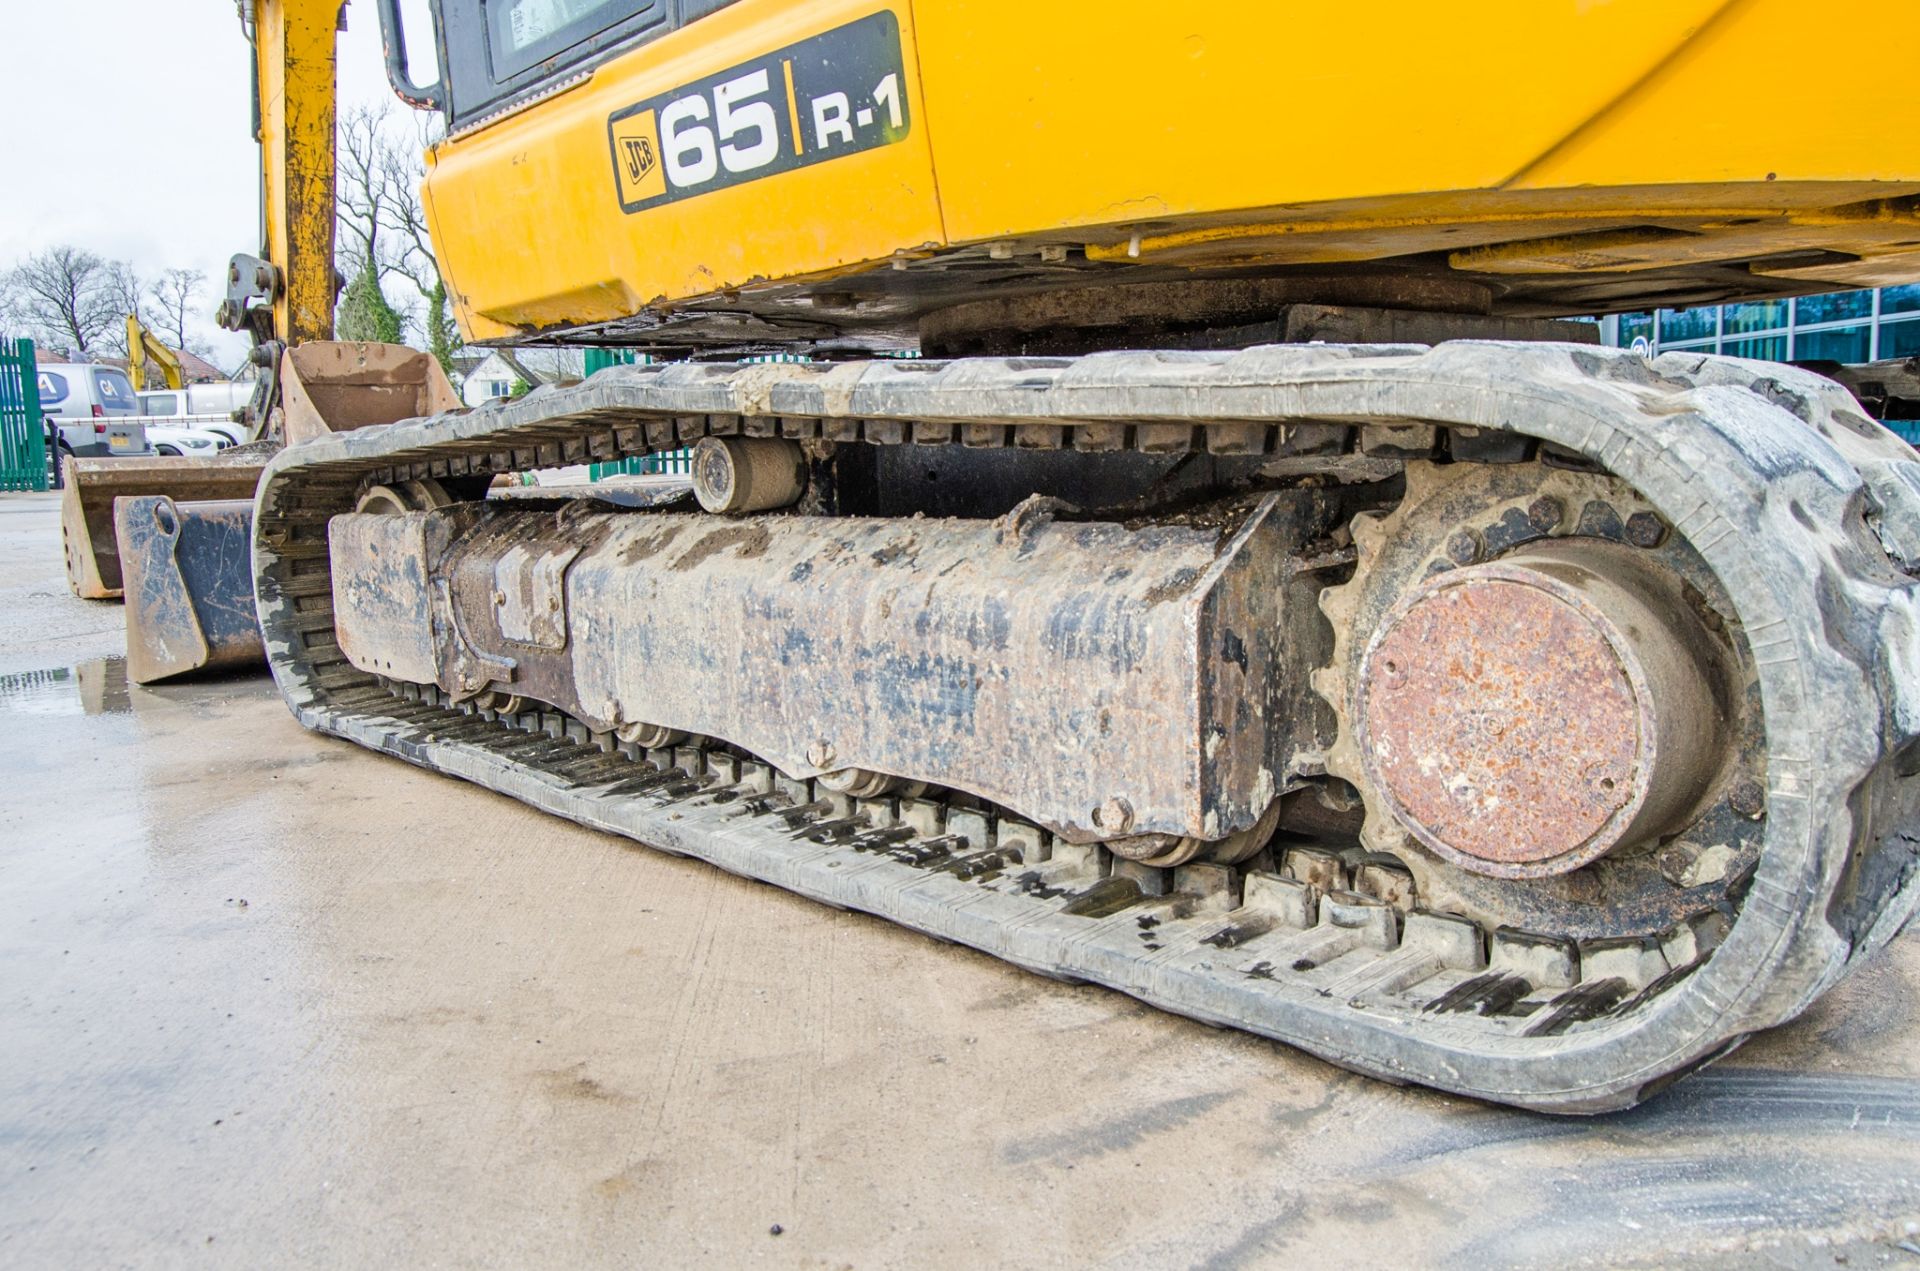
[{"left": 253, "top": 341, "right": 1920, "bottom": 1112}]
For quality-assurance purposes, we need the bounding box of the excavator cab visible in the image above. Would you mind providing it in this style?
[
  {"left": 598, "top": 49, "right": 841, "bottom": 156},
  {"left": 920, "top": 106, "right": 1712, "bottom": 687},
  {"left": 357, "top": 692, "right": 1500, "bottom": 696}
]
[{"left": 374, "top": 0, "right": 744, "bottom": 123}]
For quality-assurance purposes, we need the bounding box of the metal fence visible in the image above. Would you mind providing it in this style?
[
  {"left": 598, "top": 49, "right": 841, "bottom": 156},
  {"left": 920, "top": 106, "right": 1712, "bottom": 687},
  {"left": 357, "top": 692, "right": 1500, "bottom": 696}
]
[
  {"left": 0, "top": 337, "right": 47, "bottom": 491},
  {"left": 589, "top": 450, "right": 694, "bottom": 479},
  {"left": 580, "top": 348, "right": 697, "bottom": 478}
]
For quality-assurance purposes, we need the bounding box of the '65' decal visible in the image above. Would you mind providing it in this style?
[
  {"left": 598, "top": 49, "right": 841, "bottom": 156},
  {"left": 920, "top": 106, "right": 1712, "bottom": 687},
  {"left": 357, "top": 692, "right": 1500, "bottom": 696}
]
[{"left": 607, "top": 10, "right": 909, "bottom": 213}]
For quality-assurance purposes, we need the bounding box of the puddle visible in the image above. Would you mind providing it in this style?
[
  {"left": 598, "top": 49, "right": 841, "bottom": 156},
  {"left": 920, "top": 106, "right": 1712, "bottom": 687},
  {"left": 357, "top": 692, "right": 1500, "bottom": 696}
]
[{"left": 0, "top": 657, "right": 132, "bottom": 716}]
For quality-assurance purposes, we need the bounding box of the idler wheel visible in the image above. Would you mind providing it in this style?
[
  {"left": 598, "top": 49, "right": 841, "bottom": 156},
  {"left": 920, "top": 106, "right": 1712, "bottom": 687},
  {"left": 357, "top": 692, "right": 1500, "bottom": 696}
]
[
  {"left": 355, "top": 477, "right": 454, "bottom": 514},
  {"left": 1355, "top": 542, "right": 1724, "bottom": 879},
  {"left": 1106, "top": 799, "right": 1283, "bottom": 868},
  {"left": 616, "top": 721, "right": 690, "bottom": 749}
]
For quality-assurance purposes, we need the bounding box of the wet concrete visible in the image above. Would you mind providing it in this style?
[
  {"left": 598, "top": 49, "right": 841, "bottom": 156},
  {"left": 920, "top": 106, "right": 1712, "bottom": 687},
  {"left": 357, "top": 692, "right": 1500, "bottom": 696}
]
[{"left": 0, "top": 489, "right": 1916, "bottom": 1269}]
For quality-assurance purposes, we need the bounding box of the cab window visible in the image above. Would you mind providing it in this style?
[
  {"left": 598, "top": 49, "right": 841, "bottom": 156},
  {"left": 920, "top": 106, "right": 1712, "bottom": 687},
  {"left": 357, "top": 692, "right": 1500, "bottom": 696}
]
[{"left": 487, "top": 0, "right": 666, "bottom": 79}]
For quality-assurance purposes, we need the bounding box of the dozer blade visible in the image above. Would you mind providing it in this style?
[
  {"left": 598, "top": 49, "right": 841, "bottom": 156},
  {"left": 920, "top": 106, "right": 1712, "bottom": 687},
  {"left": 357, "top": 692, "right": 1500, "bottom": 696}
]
[
  {"left": 115, "top": 497, "right": 264, "bottom": 684},
  {"left": 93, "top": 341, "right": 461, "bottom": 685},
  {"left": 61, "top": 455, "right": 266, "bottom": 599}
]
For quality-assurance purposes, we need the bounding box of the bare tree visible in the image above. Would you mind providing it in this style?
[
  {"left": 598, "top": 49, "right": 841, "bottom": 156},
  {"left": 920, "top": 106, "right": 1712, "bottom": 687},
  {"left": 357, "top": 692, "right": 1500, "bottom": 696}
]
[
  {"left": 0, "top": 273, "right": 26, "bottom": 338},
  {"left": 379, "top": 109, "right": 461, "bottom": 372},
  {"left": 513, "top": 347, "right": 588, "bottom": 383},
  {"left": 337, "top": 107, "right": 379, "bottom": 263},
  {"left": 6, "top": 246, "right": 120, "bottom": 356},
  {"left": 99, "top": 261, "right": 149, "bottom": 357},
  {"left": 335, "top": 103, "right": 413, "bottom": 343},
  {"left": 146, "top": 268, "right": 207, "bottom": 354}
]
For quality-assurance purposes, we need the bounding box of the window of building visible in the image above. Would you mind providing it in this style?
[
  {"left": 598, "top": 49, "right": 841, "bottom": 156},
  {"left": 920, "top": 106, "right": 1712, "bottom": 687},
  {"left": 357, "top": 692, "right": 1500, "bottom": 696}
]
[
  {"left": 1658, "top": 307, "right": 1716, "bottom": 342},
  {"left": 1795, "top": 325, "right": 1873, "bottom": 363},
  {"left": 489, "top": 379, "right": 509, "bottom": 398},
  {"left": 1881, "top": 284, "right": 1920, "bottom": 316},
  {"left": 1725, "top": 335, "right": 1788, "bottom": 361},
  {"left": 1881, "top": 320, "right": 1920, "bottom": 359},
  {"left": 1796, "top": 292, "right": 1874, "bottom": 325},
  {"left": 1604, "top": 286, "right": 1920, "bottom": 368},
  {"left": 1723, "top": 301, "right": 1787, "bottom": 333}
]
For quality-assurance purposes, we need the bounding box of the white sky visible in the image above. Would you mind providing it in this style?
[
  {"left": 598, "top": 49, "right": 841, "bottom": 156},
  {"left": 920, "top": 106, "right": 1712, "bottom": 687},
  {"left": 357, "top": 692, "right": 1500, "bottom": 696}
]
[{"left": 0, "top": 1, "right": 415, "bottom": 370}]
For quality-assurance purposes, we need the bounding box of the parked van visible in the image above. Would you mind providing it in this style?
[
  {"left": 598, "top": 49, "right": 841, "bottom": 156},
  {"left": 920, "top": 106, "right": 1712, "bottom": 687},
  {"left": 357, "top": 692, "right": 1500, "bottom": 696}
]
[
  {"left": 38, "top": 363, "right": 150, "bottom": 457},
  {"left": 137, "top": 381, "right": 250, "bottom": 446}
]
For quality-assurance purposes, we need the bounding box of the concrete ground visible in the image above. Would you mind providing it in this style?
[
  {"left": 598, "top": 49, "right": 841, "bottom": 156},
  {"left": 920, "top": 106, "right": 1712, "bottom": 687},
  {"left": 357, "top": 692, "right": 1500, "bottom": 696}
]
[{"left": 1, "top": 488, "right": 1917, "bottom": 1270}]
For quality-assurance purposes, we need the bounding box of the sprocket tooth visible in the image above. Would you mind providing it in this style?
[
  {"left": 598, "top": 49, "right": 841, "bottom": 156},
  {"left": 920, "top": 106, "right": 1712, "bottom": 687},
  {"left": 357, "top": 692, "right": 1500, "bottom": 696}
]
[
  {"left": 1308, "top": 666, "right": 1341, "bottom": 702},
  {"left": 1348, "top": 509, "right": 1388, "bottom": 559}
]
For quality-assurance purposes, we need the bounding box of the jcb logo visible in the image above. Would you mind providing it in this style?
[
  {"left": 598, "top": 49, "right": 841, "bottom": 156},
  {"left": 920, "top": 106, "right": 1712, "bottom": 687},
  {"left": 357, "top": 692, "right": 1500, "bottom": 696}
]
[
  {"left": 609, "top": 110, "right": 668, "bottom": 206},
  {"left": 622, "top": 135, "right": 657, "bottom": 184}
]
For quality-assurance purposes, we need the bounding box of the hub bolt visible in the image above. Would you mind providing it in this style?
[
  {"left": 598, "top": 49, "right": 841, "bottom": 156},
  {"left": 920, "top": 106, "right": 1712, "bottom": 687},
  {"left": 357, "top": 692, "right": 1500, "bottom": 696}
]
[
  {"left": 1729, "top": 779, "right": 1766, "bottom": 819},
  {"left": 1093, "top": 797, "right": 1135, "bottom": 834},
  {"left": 1445, "top": 530, "right": 1483, "bottom": 566},
  {"left": 1527, "top": 496, "right": 1565, "bottom": 533},
  {"left": 1625, "top": 511, "right": 1670, "bottom": 548}
]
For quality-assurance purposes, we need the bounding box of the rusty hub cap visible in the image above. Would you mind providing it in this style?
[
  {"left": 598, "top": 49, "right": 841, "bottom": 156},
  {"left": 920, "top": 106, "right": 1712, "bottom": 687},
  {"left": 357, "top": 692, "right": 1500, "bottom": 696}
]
[{"left": 1355, "top": 545, "right": 1717, "bottom": 879}]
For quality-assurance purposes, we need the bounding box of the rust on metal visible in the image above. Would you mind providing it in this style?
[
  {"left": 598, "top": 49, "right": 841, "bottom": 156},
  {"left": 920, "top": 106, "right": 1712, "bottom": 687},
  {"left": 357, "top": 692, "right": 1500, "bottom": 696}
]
[
  {"left": 280, "top": 342, "right": 462, "bottom": 447},
  {"left": 60, "top": 456, "right": 267, "bottom": 599},
  {"left": 1355, "top": 543, "right": 1723, "bottom": 879},
  {"left": 115, "top": 497, "right": 266, "bottom": 683},
  {"left": 327, "top": 494, "right": 1340, "bottom": 843}
]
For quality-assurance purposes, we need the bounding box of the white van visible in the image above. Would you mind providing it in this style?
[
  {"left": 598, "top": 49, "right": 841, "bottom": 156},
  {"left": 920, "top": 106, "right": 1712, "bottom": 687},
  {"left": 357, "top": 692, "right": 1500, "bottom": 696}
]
[
  {"left": 38, "top": 363, "right": 150, "bottom": 457},
  {"left": 138, "top": 381, "right": 251, "bottom": 446}
]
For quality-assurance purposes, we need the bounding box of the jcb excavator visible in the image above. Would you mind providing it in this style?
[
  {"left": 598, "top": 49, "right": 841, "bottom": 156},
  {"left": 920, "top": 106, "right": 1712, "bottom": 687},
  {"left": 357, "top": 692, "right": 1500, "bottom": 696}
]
[{"left": 95, "top": 0, "right": 1920, "bottom": 1110}]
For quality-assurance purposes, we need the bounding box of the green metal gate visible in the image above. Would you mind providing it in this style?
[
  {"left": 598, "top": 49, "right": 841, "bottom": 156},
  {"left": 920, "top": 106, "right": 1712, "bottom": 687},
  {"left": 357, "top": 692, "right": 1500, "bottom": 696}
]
[
  {"left": 0, "top": 337, "right": 47, "bottom": 492},
  {"left": 582, "top": 349, "right": 695, "bottom": 479}
]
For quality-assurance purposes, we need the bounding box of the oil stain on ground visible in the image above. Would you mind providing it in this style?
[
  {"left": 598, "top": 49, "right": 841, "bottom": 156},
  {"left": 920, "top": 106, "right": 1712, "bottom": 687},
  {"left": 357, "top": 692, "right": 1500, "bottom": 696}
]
[{"left": 998, "top": 1090, "right": 1232, "bottom": 1166}]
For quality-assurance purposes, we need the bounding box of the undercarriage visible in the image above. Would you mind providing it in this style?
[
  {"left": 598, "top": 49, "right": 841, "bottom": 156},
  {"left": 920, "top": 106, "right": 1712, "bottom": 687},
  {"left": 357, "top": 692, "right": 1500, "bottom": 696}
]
[{"left": 254, "top": 340, "right": 1920, "bottom": 1112}]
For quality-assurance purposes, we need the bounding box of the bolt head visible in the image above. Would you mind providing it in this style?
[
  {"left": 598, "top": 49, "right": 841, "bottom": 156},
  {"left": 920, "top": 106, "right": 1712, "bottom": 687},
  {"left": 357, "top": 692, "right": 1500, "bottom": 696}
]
[
  {"left": 1527, "top": 496, "right": 1565, "bottom": 532},
  {"left": 1729, "top": 779, "right": 1766, "bottom": 819},
  {"left": 1625, "top": 511, "right": 1669, "bottom": 549},
  {"left": 254, "top": 266, "right": 271, "bottom": 290},
  {"left": 1093, "top": 797, "right": 1134, "bottom": 834},
  {"left": 1445, "top": 530, "right": 1482, "bottom": 566},
  {"left": 1656, "top": 841, "right": 1700, "bottom": 887}
]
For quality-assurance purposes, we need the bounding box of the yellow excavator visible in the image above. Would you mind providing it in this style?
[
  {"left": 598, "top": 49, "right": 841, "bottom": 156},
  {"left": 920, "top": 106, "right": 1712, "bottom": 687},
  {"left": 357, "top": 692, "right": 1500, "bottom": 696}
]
[
  {"left": 123, "top": 315, "right": 185, "bottom": 394},
  {"left": 86, "top": 0, "right": 1920, "bottom": 1110}
]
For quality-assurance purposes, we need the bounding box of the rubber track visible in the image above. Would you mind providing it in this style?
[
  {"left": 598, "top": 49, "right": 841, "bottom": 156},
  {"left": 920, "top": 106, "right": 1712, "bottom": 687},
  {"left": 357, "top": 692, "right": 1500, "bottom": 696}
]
[{"left": 254, "top": 341, "right": 1920, "bottom": 1112}]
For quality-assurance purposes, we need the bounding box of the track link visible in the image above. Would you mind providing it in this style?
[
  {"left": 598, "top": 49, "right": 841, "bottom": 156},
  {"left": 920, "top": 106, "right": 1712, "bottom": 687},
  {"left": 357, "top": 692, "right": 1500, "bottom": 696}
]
[{"left": 255, "top": 342, "right": 1920, "bottom": 1112}]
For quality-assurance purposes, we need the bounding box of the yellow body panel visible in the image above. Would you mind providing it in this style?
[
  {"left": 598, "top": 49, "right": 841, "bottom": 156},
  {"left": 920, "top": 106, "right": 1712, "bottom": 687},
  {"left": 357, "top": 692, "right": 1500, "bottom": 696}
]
[
  {"left": 426, "top": 0, "right": 944, "bottom": 342},
  {"left": 422, "top": 0, "right": 1920, "bottom": 343},
  {"left": 918, "top": 0, "right": 1735, "bottom": 237}
]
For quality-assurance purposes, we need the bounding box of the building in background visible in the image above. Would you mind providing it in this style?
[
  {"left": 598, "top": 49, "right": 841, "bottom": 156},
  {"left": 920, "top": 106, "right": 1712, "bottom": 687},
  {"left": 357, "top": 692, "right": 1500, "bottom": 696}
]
[
  {"left": 457, "top": 349, "right": 545, "bottom": 408},
  {"left": 1599, "top": 285, "right": 1920, "bottom": 443},
  {"left": 1599, "top": 286, "right": 1920, "bottom": 364}
]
